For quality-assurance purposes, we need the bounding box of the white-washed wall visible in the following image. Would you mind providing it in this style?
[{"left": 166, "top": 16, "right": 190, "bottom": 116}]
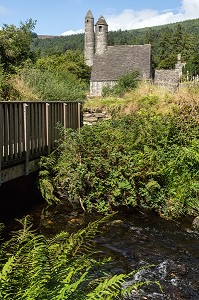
[{"left": 90, "top": 81, "right": 117, "bottom": 97}]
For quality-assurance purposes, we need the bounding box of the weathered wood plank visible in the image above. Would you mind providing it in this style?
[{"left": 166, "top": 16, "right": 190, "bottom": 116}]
[
  {"left": 45, "top": 103, "right": 50, "bottom": 155},
  {"left": 14, "top": 104, "right": 18, "bottom": 159},
  {"left": 0, "top": 104, "right": 3, "bottom": 185},
  {"left": 4, "top": 104, "right": 9, "bottom": 162},
  {"left": 23, "top": 104, "right": 30, "bottom": 176},
  {"left": 18, "top": 104, "right": 23, "bottom": 158},
  {"left": 38, "top": 103, "right": 42, "bottom": 152}
]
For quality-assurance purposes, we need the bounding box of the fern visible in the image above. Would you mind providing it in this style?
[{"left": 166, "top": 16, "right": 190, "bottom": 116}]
[{"left": 0, "top": 215, "right": 160, "bottom": 300}]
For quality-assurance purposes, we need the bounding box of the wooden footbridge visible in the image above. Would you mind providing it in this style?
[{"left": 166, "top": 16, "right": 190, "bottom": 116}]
[{"left": 0, "top": 101, "right": 82, "bottom": 185}]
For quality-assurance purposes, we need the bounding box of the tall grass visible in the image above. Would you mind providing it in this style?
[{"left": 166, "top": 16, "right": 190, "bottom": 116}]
[{"left": 84, "top": 82, "right": 199, "bottom": 116}]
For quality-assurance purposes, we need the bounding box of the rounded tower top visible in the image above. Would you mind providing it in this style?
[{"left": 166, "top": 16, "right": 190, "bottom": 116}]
[
  {"left": 95, "top": 16, "right": 108, "bottom": 26},
  {"left": 85, "top": 10, "right": 94, "bottom": 19},
  {"left": 95, "top": 15, "right": 108, "bottom": 55}
]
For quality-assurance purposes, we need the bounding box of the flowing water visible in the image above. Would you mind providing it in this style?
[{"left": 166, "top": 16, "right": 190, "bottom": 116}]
[
  {"left": 37, "top": 207, "right": 199, "bottom": 300},
  {"left": 93, "top": 211, "right": 199, "bottom": 300},
  {"left": 1, "top": 182, "right": 199, "bottom": 300}
]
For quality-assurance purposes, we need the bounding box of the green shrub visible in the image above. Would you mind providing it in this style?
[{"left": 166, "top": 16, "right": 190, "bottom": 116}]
[
  {"left": 102, "top": 71, "right": 139, "bottom": 97},
  {"left": 39, "top": 107, "right": 199, "bottom": 218}
]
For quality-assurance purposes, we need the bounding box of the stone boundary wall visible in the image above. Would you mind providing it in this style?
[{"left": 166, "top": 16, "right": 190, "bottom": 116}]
[{"left": 154, "top": 70, "right": 180, "bottom": 91}]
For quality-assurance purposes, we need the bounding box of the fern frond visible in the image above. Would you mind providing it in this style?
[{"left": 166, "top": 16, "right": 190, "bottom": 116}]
[
  {"left": 86, "top": 273, "right": 125, "bottom": 299},
  {"left": 0, "top": 256, "right": 16, "bottom": 281},
  {"left": 0, "top": 214, "right": 160, "bottom": 300},
  {"left": 122, "top": 280, "right": 163, "bottom": 297}
]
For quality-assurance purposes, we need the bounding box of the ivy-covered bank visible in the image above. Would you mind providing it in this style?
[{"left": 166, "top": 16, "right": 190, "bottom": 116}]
[{"left": 39, "top": 98, "right": 199, "bottom": 219}]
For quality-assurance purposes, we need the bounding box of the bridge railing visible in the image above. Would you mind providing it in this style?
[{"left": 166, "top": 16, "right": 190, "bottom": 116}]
[{"left": 0, "top": 101, "right": 82, "bottom": 184}]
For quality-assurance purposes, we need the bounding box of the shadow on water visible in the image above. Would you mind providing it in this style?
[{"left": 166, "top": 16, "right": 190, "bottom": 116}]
[{"left": 0, "top": 172, "right": 45, "bottom": 224}]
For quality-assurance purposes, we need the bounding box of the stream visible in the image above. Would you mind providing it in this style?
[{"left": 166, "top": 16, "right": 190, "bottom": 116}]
[
  {"left": 37, "top": 207, "right": 199, "bottom": 300},
  {"left": 94, "top": 211, "right": 199, "bottom": 299},
  {"left": 0, "top": 174, "right": 198, "bottom": 299}
]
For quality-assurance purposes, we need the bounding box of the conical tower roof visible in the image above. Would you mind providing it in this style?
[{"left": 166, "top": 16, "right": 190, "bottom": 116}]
[
  {"left": 96, "top": 16, "right": 108, "bottom": 25},
  {"left": 85, "top": 10, "right": 94, "bottom": 19}
]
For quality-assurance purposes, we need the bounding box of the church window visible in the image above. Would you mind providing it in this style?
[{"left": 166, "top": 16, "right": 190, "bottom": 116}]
[{"left": 99, "top": 26, "right": 102, "bottom": 32}]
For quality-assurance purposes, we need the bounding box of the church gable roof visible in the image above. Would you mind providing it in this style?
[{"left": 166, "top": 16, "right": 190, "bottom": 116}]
[{"left": 91, "top": 44, "right": 152, "bottom": 81}]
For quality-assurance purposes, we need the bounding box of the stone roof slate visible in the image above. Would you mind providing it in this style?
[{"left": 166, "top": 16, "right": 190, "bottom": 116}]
[
  {"left": 91, "top": 44, "right": 152, "bottom": 81},
  {"left": 95, "top": 16, "right": 108, "bottom": 26},
  {"left": 85, "top": 10, "right": 94, "bottom": 19}
]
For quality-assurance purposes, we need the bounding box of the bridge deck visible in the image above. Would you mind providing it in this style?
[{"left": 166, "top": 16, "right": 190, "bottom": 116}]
[{"left": 0, "top": 101, "right": 82, "bottom": 185}]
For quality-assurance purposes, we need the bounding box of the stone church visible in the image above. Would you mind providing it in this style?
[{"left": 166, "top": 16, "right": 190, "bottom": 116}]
[{"left": 84, "top": 10, "right": 152, "bottom": 97}]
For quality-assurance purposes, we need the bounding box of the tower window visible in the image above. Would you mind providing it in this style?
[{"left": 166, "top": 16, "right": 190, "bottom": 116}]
[{"left": 99, "top": 26, "right": 103, "bottom": 32}]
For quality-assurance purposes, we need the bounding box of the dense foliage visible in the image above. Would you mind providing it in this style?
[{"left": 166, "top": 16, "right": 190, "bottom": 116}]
[
  {"left": 0, "top": 216, "right": 156, "bottom": 299},
  {"left": 0, "top": 21, "right": 90, "bottom": 101},
  {"left": 0, "top": 19, "right": 38, "bottom": 100},
  {"left": 17, "top": 51, "right": 91, "bottom": 101},
  {"left": 39, "top": 98, "right": 199, "bottom": 218},
  {"left": 35, "top": 50, "right": 91, "bottom": 82},
  {"left": 0, "top": 19, "right": 36, "bottom": 73},
  {"left": 0, "top": 50, "right": 90, "bottom": 101},
  {"left": 31, "top": 34, "right": 84, "bottom": 56}
]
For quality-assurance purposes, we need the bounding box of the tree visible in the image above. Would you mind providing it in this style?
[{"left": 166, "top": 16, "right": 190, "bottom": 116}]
[
  {"left": 158, "top": 54, "right": 177, "bottom": 70},
  {"left": 156, "top": 27, "right": 174, "bottom": 63},
  {"left": 0, "top": 19, "right": 36, "bottom": 73},
  {"left": 35, "top": 50, "right": 91, "bottom": 83},
  {"left": 183, "top": 53, "right": 199, "bottom": 76}
]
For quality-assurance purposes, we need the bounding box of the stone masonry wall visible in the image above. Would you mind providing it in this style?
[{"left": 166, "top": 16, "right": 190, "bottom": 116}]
[
  {"left": 90, "top": 81, "right": 117, "bottom": 97},
  {"left": 154, "top": 70, "right": 180, "bottom": 91}
]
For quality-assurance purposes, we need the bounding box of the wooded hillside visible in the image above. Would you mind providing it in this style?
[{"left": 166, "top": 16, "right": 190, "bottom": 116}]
[{"left": 31, "top": 18, "right": 199, "bottom": 71}]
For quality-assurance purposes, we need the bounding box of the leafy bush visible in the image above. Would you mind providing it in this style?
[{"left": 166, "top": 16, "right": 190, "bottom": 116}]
[
  {"left": 39, "top": 106, "right": 199, "bottom": 218},
  {"left": 102, "top": 71, "right": 139, "bottom": 97}
]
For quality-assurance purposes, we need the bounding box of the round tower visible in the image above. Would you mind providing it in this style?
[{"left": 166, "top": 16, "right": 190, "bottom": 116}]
[
  {"left": 84, "top": 10, "right": 95, "bottom": 66},
  {"left": 95, "top": 16, "right": 108, "bottom": 55}
]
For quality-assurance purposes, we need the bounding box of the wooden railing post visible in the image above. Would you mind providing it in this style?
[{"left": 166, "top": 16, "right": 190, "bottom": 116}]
[
  {"left": 78, "top": 102, "right": 81, "bottom": 133},
  {"left": 63, "top": 103, "right": 67, "bottom": 129},
  {"left": 0, "top": 104, "right": 3, "bottom": 186},
  {"left": 23, "top": 103, "right": 30, "bottom": 176},
  {"left": 45, "top": 103, "right": 51, "bottom": 154}
]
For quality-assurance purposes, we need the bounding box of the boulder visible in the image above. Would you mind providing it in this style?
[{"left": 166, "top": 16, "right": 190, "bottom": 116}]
[{"left": 192, "top": 216, "right": 199, "bottom": 231}]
